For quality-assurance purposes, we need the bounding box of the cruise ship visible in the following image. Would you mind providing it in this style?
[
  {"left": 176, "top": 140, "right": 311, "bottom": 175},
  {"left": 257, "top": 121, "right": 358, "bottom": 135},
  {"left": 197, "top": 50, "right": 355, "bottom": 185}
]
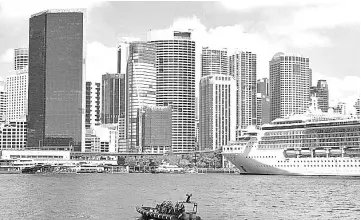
[{"left": 222, "top": 113, "right": 360, "bottom": 176}]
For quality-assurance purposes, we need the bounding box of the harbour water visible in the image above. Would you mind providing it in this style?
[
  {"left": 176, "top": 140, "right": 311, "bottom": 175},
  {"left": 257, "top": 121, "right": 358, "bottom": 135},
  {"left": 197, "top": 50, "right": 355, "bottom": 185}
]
[{"left": 0, "top": 173, "right": 359, "bottom": 220}]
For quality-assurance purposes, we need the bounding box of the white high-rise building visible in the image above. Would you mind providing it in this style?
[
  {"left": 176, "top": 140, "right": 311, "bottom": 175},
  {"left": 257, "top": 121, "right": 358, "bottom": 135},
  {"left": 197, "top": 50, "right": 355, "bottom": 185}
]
[
  {"left": 0, "top": 81, "right": 6, "bottom": 123},
  {"left": 6, "top": 68, "right": 28, "bottom": 122},
  {"left": 269, "top": 52, "right": 311, "bottom": 121},
  {"left": 85, "top": 81, "right": 101, "bottom": 128},
  {"left": 229, "top": 50, "right": 257, "bottom": 129},
  {"left": 14, "top": 48, "right": 28, "bottom": 71},
  {"left": 126, "top": 41, "right": 157, "bottom": 152},
  {"left": 199, "top": 74, "right": 236, "bottom": 151},
  {"left": 201, "top": 47, "right": 228, "bottom": 77},
  {"left": 152, "top": 31, "right": 196, "bottom": 153},
  {"left": 117, "top": 37, "right": 140, "bottom": 74}
]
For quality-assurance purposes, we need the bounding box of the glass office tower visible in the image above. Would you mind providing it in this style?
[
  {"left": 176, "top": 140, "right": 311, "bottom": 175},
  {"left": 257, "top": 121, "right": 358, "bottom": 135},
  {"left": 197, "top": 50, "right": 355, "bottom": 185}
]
[{"left": 27, "top": 9, "right": 85, "bottom": 151}]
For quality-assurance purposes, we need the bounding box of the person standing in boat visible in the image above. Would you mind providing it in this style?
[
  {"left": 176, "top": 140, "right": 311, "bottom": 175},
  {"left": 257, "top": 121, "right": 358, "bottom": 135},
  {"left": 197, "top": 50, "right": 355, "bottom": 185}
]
[{"left": 186, "top": 193, "right": 192, "bottom": 203}]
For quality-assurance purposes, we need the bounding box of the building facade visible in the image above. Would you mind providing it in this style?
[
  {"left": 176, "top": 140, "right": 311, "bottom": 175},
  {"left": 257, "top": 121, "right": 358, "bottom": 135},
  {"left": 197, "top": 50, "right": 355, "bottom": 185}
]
[
  {"left": 84, "top": 124, "right": 119, "bottom": 153},
  {"left": 101, "top": 73, "right": 122, "bottom": 124},
  {"left": 6, "top": 68, "right": 28, "bottom": 122},
  {"left": 14, "top": 48, "right": 29, "bottom": 70},
  {"left": 229, "top": 50, "right": 257, "bottom": 129},
  {"left": 354, "top": 98, "right": 360, "bottom": 116},
  {"left": 27, "top": 9, "right": 86, "bottom": 151},
  {"left": 257, "top": 77, "right": 269, "bottom": 96},
  {"left": 256, "top": 93, "right": 270, "bottom": 128},
  {"left": 141, "top": 106, "right": 172, "bottom": 153},
  {"left": 201, "top": 47, "right": 228, "bottom": 77},
  {"left": 152, "top": 31, "right": 196, "bottom": 153},
  {"left": 199, "top": 74, "right": 236, "bottom": 151},
  {"left": 126, "top": 41, "right": 157, "bottom": 152},
  {"left": 269, "top": 52, "right": 311, "bottom": 121},
  {"left": 310, "top": 80, "right": 329, "bottom": 112},
  {"left": 0, "top": 119, "right": 27, "bottom": 150},
  {"left": 0, "top": 81, "right": 6, "bottom": 123},
  {"left": 85, "top": 81, "right": 101, "bottom": 128},
  {"left": 256, "top": 78, "right": 270, "bottom": 127}
]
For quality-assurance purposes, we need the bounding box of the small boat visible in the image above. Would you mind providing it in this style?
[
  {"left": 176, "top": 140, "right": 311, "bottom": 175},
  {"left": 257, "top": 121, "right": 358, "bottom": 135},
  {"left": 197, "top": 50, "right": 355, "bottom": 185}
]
[
  {"left": 136, "top": 194, "right": 201, "bottom": 220},
  {"left": 76, "top": 164, "right": 105, "bottom": 173},
  {"left": 154, "top": 161, "right": 185, "bottom": 174}
]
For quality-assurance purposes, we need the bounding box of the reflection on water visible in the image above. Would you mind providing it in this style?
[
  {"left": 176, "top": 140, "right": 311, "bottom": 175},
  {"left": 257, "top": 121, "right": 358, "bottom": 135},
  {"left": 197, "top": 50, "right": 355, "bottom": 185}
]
[{"left": 0, "top": 174, "right": 359, "bottom": 220}]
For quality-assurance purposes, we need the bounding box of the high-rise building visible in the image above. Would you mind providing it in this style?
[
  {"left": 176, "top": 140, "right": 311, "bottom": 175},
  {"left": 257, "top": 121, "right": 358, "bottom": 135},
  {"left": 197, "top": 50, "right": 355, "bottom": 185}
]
[
  {"left": 229, "top": 50, "right": 257, "bottom": 129},
  {"left": 152, "top": 31, "right": 196, "bottom": 153},
  {"left": 332, "top": 102, "right": 347, "bottom": 115},
  {"left": 117, "top": 37, "right": 140, "bottom": 74},
  {"left": 309, "top": 95, "right": 319, "bottom": 112},
  {"left": 310, "top": 80, "right": 329, "bottom": 112},
  {"left": 27, "top": 9, "right": 86, "bottom": 151},
  {"left": 199, "top": 74, "right": 236, "bottom": 151},
  {"left": 201, "top": 47, "right": 228, "bottom": 77},
  {"left": 0, "top": 81, "right": 6, "bottom": 123},
  {"left": 6, "top": 68, "right": 28, "bottom": 122},
  {"left": 141, "top": 106, "right": 172, "bottom": 154},
  {"left": 269, "top": 52, "right": 311, "bottom": 121},
  {"left": 126, "top": 41, "right": 157, "bottom": 152},
  {"left": 256, "top": 94, "right": 270, "bottom": 127},
  {"left": 14, "top": 48, "right": 29, "bottom": 70},
  {"left": 257, "top": 78, "right": 269, "bottom": 96},
  {"left": 354, "top": 98, "right": 360, "bottom": 116},
  {"left": 85, "top": 81, "right": 101, "bottom": 128},
  {"left": 256, "top": 78, "right": 270, "bottom": 127},
  {"left": 101, "top": 73, "right": 122, "bottom": 124},
  {"left": 118, "top": 73, "right": 127, "bottom": 152}
]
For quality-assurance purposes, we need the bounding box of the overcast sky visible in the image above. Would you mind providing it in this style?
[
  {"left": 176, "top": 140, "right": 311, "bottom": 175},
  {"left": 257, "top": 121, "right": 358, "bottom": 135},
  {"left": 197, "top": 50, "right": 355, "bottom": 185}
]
[{"left": 0, "top": 0, "right": 359, "bottom": 108}]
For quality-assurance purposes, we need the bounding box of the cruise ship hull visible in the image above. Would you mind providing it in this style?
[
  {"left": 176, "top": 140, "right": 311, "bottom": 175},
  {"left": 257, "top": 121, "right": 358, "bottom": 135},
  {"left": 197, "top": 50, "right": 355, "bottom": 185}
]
[{"left": 223, "top": 150, "right": 360, "bottom": 176}]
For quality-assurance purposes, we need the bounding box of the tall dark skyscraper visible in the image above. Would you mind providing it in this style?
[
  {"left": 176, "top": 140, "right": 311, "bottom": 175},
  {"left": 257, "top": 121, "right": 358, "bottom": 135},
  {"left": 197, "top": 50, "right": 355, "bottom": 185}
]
[
  {"left": 27, "top": 9, "right": 85, "bottom": 151},
  {"left": 101, "top": 73, "right": 125, "bottom": 124},
  {"left": 256, "top": 78, "right": 270, "bottom": 127}
]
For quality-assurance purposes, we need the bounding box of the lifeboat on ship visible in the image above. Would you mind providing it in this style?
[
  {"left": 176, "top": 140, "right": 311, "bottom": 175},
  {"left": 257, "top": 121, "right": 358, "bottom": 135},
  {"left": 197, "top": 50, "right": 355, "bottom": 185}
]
[
  {"left": 285, "top": 149, "right": 298, "bottom": 157},
  {"left": 315, "top": 149, "right": 327, "bottom": 156},
  {"left": 329, "top": 148, "right": 342, "bottom": 155},
  {"left": 300, "top": 149, "right": 311, "bottom": 156},
  {"left": 345, "top": 148, "right": 360, "bottom": 155}
]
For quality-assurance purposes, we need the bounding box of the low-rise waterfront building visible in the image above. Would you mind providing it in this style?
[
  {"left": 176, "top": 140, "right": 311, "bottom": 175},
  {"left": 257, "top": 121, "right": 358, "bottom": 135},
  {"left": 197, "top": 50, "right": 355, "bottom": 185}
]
[
  {"left": 0, "top": 150, "right": 70, "bottom": 160},
  {"left": 0, "top": 119, "right": 27, "bottom": 150}
]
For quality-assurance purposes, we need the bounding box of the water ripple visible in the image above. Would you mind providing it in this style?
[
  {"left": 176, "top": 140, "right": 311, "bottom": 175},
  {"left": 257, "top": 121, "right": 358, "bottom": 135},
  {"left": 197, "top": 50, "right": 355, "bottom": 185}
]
[{"left": 0, "top": 174, "right": 359, "bottom": 220}]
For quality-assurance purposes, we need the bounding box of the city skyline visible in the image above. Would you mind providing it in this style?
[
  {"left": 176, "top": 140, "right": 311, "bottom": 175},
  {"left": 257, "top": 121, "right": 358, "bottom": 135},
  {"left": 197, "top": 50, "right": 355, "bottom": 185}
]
[{"left": 0, "top": 1, "right": 359, "bottom": 110}]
